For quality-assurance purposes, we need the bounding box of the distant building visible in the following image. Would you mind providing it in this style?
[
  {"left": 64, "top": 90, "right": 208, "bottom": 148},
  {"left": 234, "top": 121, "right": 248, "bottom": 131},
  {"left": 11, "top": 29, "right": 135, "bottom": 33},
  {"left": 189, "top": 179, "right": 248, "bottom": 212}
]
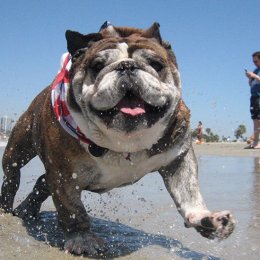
[{"left": 0, "top": 116, "right": 15, "bottom": 135}]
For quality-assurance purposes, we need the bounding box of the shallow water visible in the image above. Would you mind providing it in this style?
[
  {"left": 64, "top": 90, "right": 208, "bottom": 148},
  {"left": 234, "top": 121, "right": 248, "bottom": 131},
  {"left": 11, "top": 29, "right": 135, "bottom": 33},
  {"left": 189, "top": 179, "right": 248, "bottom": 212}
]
[{"left": 0, "top": 147, "right": 259, "bottom": 259}]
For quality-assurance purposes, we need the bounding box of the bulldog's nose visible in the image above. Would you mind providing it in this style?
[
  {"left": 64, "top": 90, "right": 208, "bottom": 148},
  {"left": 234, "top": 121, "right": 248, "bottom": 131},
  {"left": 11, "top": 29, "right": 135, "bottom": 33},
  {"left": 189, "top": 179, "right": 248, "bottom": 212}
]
[{"left": 116, "top": 61, "right": 138, "bottom": 75}]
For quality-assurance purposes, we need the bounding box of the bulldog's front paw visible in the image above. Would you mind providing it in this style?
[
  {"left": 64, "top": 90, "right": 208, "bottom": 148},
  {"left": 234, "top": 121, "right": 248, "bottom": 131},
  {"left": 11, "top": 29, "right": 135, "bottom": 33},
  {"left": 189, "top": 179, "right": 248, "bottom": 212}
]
[
  {"left": 64, "top": 232, "right": 106, "bottom": 256},
  {"left": 186, "top": 210, "right": 235, "bottom": 240}
]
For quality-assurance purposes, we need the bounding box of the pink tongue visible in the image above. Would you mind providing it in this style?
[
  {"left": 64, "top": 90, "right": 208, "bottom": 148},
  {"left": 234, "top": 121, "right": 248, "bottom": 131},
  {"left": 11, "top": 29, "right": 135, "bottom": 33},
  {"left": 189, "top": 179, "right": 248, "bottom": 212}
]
[
  {"left": 117, "top": 97, "right": 146, "bottom": 116},
  {"left": 120, "top": 107, "right": 145, "bottom": 116}
]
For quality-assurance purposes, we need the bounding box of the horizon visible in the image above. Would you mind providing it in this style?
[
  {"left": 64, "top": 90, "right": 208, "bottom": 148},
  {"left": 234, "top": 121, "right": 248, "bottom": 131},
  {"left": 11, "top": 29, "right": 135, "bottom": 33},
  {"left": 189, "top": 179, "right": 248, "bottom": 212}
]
[{"left": 0, "top": 114, "right": 249, "bottom": 141}]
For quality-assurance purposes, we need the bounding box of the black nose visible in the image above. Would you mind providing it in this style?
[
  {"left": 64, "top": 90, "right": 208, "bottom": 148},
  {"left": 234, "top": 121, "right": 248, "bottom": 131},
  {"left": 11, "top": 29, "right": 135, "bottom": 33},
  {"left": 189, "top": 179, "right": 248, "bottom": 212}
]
[{"left": 116, "top": 61, "right": 138, "bottom": 75}]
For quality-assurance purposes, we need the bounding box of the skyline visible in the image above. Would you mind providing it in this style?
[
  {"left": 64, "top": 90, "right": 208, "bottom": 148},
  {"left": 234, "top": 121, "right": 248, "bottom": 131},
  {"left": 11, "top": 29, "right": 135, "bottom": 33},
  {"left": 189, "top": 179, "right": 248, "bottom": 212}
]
[{"left": 0, "top": 1, "right": 260, "bottom": 137}]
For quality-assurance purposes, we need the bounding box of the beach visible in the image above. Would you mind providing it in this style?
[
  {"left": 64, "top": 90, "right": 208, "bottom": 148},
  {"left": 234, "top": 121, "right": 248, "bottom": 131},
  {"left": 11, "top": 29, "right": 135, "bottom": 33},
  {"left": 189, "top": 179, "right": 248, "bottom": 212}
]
[
  {"left": 194, "top": 142, "right": 260, "bottom": 157},
  {"left": 0, "top": 142, "right": 259, "bottom": 260}
]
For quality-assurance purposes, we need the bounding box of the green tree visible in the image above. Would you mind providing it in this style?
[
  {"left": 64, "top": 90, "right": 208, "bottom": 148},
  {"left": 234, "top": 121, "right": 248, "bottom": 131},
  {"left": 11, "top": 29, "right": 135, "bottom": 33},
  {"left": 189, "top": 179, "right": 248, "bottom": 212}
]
[
  {"left": 205, "top": 128, "right": 211, "bottom": 135},
  {"left": 234, "top": 124, "right": 246, "bottom": 139},
  {"left": 192, "top": 126, "right": 220, "bottom": 142}
]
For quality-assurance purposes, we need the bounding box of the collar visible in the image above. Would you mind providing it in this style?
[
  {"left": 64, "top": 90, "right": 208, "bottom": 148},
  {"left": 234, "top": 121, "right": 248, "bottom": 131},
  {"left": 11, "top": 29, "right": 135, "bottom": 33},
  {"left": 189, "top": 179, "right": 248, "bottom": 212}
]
[{"left": 51, "top": 53, "right": 108, "bottom": 157}]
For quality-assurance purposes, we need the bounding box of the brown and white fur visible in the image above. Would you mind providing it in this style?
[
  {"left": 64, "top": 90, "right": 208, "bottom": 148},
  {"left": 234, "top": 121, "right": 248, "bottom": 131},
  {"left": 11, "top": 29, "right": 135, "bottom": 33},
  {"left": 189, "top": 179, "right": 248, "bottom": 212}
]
[{"left": 0, "top": 23, "right": 235, "bottom": 255}]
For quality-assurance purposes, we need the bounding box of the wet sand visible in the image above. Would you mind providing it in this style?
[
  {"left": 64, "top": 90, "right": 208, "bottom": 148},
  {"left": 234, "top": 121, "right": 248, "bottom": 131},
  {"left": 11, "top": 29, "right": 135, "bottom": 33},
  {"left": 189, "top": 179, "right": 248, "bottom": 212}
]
[
  {"left": 0, "top": 143, "right": 259, "bottom": 259},
  {"left": 194, "top": 142, "right": 260, "bottom": 157}
]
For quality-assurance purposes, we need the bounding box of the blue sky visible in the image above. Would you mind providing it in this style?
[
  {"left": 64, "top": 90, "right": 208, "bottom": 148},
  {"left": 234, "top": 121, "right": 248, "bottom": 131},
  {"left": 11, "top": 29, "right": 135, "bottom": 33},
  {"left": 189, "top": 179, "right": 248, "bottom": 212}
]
[{"left": 0, "top": 0, "right": 259, "bottom": 138}]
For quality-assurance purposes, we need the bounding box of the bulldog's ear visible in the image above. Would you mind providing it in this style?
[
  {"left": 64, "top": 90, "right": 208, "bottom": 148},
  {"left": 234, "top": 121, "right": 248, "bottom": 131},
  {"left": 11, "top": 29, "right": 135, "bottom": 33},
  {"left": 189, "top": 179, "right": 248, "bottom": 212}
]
[
  {"left": 141, "top": 22, "right": 162, "bottom": 44},
  {"left": 65, "top": 30, "right": 103, "bottom": 55}
]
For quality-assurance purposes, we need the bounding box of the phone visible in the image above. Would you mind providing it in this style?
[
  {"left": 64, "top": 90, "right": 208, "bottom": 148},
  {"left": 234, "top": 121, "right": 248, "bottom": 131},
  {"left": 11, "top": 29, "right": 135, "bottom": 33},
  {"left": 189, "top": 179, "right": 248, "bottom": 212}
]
[{"left": 244, "top": 68, "right": 248, "bottom": 73}]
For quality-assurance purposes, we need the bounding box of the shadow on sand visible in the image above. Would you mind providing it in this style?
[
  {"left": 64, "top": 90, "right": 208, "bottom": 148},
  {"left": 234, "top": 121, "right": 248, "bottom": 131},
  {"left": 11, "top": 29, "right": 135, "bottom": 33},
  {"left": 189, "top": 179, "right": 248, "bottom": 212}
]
[{"left": 22, "top": 211, "right": 220, "bottom": 259}]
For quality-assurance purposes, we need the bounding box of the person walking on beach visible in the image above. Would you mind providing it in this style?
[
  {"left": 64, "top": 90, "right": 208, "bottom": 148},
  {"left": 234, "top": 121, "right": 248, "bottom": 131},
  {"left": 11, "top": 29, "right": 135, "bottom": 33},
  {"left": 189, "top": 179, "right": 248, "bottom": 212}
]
[
  {"left": 196, "top": 121, "right": 203, "bottom": 144},
  {"left": 245, "top": 51, "right": 260, "bottom": 149}
]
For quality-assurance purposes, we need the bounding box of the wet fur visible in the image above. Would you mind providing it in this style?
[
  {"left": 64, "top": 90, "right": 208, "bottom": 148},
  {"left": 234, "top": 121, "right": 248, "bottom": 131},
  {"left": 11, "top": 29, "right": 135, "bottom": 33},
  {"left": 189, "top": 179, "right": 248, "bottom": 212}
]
[{"left": 0, "top": 23, "right": 235, "bottom": 256}]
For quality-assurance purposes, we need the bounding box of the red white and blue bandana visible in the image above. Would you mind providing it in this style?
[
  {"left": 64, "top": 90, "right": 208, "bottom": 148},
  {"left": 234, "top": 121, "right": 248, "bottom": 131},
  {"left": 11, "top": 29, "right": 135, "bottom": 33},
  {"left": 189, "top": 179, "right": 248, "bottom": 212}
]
[{"left": 51, "top": 53, "right": 91, "bottom": 144}]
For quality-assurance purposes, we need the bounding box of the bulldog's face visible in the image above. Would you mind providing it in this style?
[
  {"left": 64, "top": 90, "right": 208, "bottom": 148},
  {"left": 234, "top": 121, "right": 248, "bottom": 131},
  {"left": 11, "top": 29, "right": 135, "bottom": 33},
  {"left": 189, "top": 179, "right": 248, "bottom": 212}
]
[{"left": 66, "top": 24, "right": 182, "bottom": 152}]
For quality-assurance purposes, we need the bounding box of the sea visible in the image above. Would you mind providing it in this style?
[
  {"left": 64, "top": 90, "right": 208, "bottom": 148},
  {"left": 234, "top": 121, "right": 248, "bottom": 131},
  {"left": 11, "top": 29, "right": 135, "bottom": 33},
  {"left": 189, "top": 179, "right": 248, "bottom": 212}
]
[{"left": 0, "top": 146, "right": 259, "bottom": 259}]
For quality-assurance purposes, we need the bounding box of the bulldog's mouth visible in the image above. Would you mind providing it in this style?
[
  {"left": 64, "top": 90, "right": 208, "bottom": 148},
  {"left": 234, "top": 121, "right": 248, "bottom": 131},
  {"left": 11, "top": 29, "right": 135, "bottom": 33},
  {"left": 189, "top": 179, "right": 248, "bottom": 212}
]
[
  {"left": 116, "top": 93, "right": 146, "bottom": 116},
  {"left": 90, "top": 91, "right": 169, "bottom": 126}
]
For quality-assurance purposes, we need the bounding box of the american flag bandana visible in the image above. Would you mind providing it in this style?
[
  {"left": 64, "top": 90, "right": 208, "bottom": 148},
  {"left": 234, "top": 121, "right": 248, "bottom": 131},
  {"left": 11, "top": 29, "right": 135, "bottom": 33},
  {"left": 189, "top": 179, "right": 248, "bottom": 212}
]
[{"left": 51, "top": 53, "right": 91, "bottom": 144}]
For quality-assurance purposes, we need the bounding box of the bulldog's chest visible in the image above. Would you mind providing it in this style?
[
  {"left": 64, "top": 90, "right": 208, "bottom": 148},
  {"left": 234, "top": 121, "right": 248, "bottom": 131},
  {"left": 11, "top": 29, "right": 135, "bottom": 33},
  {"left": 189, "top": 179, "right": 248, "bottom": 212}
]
[
  {"left": 72, "top": 143, "right": 185, "bottom": 192},
  {"left": 73, "top": 150, "right": 152, "bottom": 192},
  {"left": 75, "top": 152, "right": 151, "bottom": 192}
]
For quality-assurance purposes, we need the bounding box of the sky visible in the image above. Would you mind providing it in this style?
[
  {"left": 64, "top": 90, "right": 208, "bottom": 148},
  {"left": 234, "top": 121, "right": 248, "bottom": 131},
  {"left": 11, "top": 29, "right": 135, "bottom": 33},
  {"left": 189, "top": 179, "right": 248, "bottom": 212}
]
[{"left": 0, "top": 0, "right": 259, "bottom": 138}]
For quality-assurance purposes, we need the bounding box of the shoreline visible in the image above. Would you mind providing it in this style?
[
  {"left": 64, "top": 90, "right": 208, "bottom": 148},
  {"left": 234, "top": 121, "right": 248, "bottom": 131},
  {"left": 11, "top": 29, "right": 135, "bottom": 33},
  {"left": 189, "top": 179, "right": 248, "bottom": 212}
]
[
  {"left": 193, "top": 142, "right": 260, "bottom": 158},
  {"left": 1, "top": 141, "right": 259, "bottom": 157}
]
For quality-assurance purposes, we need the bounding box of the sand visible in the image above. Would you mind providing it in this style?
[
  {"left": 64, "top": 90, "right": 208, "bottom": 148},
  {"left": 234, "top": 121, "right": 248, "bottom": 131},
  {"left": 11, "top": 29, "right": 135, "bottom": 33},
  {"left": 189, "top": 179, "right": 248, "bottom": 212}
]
[
  {"left": 193, "top": 142, "right": 260, "bottom": 157},
  {"left": 0, "top": 142, "right": 259, "bottom": 260}
]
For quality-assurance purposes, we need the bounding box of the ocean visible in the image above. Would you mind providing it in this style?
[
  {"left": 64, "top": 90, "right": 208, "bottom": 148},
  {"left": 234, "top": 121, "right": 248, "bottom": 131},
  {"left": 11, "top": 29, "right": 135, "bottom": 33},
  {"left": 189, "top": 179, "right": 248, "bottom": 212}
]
[{"left": 0, "top": 147, "right": 259, "bottom": 259}]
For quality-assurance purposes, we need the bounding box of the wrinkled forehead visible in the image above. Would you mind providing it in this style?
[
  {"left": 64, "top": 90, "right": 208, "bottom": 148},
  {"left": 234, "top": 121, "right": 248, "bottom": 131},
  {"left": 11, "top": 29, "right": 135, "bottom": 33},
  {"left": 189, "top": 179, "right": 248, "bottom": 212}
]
[{"left": 87, "top": 37, "right": 169, "bottom": 60}]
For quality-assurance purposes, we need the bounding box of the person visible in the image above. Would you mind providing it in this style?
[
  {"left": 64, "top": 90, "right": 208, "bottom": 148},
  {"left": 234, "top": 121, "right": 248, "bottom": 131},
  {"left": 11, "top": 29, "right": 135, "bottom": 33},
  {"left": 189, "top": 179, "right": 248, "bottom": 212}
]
[
  {"left": 245, "top": 51, "right": 260, "bottom": 149},
  {"left": 196, "top": 121, "right": 203, "bottom": 144}
]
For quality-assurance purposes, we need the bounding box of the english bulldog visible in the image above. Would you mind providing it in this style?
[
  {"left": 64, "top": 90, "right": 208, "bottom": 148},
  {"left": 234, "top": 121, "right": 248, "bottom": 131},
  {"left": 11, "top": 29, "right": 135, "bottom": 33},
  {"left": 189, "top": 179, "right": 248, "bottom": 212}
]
[{"left": 0, "top": 22, "right": 235, "bottom": 255}]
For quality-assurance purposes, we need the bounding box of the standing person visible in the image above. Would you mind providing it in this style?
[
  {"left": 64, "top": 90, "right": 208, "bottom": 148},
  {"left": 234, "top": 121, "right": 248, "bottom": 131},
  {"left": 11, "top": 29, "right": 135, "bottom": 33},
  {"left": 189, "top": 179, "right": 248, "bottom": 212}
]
[
  {"left": 196, "top": 121, "right": 203, "bottom": 144},
  {"left": 245, "top": 51, "right": 260, "bottom": 149}
]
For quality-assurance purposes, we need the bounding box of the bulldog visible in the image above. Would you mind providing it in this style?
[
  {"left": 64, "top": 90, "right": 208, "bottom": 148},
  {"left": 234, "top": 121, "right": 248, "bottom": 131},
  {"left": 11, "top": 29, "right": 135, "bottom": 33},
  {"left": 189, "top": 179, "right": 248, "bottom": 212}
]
[{"left": 0, "top": 22, "right": 235, "bottom": 255}]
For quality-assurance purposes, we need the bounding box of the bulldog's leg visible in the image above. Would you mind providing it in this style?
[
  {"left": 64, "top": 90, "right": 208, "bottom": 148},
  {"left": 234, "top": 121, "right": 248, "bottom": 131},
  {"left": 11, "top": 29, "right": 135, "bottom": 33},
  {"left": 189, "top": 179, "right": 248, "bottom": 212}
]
[
  {"left": 48, "top": 174, "right": 105, "bottom": 256},
  {"left": 0, "top": 133, "right": 36, "bottom": 213},
  {"left": 13, "top": 174, "right": 50, "bottom": 220},
  {"left": 159, "top": 148, "right": 235, "bottom": 240}
]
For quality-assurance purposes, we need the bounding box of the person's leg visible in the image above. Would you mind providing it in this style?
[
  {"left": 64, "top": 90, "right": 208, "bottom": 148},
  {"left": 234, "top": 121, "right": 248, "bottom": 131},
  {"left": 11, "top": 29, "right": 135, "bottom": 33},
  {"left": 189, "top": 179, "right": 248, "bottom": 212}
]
[
  {"left": 247, "top": 133, "right": 255, "bottom": 144},
  {"left": 253, "top": 119, "right": 260, "bottom": 148}
]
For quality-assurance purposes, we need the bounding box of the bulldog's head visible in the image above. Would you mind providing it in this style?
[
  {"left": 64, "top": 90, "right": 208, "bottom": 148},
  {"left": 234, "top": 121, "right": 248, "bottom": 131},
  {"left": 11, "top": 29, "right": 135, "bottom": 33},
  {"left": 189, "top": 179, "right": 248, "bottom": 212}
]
[{"left": 66, "top": 23, "right": 182, "bottom": 152}]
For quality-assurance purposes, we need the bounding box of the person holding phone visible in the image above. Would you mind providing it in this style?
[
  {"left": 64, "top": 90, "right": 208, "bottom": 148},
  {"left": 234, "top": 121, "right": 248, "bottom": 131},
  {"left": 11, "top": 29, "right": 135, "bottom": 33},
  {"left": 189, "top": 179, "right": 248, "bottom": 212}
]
[{"left": 245, "top": 51, "right": 260, "bottom": 149}]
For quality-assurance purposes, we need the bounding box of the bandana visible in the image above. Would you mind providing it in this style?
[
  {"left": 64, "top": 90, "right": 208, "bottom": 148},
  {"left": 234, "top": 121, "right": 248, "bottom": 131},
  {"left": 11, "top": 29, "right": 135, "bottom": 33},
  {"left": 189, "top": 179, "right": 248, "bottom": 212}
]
[
  {"left": 51, "top": 20, "right": 113, "bottom": 144},
  {"left": 99, "top": 21, "right": 112, "bottom": 31},
  {"left": 51, "top": 53, "right": 108, "bottom": 157},
  {"left": 51, "top": 53, "right": 92, "bottom": 144}
]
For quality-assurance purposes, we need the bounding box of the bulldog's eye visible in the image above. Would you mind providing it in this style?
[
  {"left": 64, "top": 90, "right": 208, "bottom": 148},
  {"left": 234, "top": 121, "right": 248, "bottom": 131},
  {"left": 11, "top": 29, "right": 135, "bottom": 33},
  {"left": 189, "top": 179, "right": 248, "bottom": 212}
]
[
  {"left": 72, "top": 49, "right": 86, "bottom": 62},
  {"left": 149, "top": 61, "right": 164, "bottom": 72},
  {"left": 91, "top": 62, "right": 105, "bottom": 75}
]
